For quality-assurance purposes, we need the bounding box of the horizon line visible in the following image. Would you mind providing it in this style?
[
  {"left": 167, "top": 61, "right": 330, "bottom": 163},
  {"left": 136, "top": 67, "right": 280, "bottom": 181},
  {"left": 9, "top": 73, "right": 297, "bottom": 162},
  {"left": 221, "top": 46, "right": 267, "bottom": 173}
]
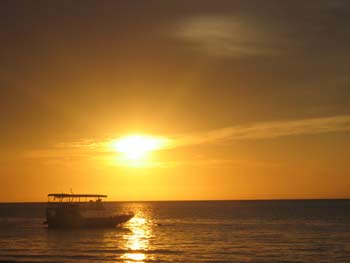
[{"left": 1, "top": 197, "right": 349, "bottom": 204}]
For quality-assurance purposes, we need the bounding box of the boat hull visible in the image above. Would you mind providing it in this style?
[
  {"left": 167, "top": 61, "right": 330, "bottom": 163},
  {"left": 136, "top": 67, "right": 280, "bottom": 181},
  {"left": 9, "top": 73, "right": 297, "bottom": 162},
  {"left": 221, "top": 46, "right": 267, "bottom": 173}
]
[{"left": 46, "top": 206, "right": 134, "bottom": 228}]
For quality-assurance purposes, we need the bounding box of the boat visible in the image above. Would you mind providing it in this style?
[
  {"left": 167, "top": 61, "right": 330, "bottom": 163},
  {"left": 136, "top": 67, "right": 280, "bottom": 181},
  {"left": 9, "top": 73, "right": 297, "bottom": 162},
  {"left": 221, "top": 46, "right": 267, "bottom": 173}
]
[{"left": 45, "top": 193, "right": 134, "bottom": 228}]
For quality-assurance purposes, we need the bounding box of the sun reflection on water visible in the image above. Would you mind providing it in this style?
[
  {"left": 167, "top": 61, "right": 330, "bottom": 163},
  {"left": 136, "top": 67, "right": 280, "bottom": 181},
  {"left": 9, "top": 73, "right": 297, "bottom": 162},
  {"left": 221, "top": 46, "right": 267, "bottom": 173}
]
[{"left": 121, "top": 215, "right": 153, "bottom": 262}]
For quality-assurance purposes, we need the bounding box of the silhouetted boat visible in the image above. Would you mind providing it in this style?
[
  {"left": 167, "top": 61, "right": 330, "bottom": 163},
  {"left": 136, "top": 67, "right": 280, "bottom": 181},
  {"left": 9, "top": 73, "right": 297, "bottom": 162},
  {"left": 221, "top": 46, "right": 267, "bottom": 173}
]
[{"left": 45, "top": 193, "right": 134, "bottom": 228}]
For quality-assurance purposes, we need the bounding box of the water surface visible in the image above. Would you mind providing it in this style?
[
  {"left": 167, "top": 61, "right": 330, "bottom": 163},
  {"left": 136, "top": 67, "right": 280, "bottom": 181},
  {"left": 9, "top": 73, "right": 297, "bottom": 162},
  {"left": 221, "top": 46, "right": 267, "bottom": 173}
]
[{"left": 0, "top": 200, "right": 349, "bottom": 262}]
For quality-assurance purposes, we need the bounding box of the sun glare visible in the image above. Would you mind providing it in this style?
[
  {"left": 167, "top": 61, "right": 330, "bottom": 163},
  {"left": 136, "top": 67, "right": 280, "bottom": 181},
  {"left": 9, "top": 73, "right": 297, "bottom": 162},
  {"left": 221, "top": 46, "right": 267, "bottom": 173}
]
[{"left": 112, "top": 135, "right": 168, "bottom": 161}]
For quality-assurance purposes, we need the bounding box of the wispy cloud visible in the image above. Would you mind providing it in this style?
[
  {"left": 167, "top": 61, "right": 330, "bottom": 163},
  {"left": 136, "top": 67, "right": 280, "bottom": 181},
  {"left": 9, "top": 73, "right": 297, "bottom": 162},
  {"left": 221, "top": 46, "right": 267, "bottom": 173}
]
[
  {"left": 172, "top": 115, "right": 350, "bottom": 147},
  {"left": 173, "top": 15, "right": 286, "bottom": 57},
  {"left": 25, "top": 115, "right": 350, "bottom": 164}
]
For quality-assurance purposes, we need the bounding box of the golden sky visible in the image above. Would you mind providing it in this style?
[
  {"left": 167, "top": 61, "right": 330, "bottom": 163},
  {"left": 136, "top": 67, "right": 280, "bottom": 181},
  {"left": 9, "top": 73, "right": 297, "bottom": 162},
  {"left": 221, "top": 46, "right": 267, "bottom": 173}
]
[{"left": 1, "top": 1, "right": 350, "bottom": 201}]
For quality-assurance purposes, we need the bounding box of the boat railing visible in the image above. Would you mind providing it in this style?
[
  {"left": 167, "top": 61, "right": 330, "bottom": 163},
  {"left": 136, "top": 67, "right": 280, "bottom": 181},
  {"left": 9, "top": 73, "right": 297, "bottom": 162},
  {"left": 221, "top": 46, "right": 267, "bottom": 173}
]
[{"left": 47, "top": 194, "right": 108, "bottom": 208}]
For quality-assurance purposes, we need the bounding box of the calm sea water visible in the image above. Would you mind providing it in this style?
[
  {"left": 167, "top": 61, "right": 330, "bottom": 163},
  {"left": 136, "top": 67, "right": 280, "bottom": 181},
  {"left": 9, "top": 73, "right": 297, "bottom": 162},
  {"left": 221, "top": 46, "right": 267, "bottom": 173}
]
[{"left": 0, "top": 200, "right": 349, "bottom": 263}]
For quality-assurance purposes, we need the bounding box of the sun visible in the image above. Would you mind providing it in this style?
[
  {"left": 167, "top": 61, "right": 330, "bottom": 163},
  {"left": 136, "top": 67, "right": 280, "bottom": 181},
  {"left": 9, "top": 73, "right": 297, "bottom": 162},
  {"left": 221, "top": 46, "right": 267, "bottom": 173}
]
[{"left": 112, "top": 135, "right": 167, "bottom": 161}]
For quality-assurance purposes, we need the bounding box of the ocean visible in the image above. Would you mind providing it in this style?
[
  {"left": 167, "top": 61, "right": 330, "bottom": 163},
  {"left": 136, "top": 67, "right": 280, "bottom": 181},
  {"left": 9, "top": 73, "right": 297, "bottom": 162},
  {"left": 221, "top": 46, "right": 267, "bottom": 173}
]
[{"left": 0, "top": 200, "right": 349, "bottom": 263}]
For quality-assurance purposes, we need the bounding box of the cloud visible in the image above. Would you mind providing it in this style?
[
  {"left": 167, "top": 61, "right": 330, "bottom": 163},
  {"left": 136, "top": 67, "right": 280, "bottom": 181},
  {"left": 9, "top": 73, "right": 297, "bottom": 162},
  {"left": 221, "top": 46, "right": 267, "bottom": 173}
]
[
  {"left": 24, "top": 115, "right": 350, "bottom": 164},
  {"left": 173, "top": 115, "right": 350, "bottom": 147},
  {"left": 173, "top": 15, "right": 286, "bottom": 57},
  {"left": 140, "top": 159, "right": 281, "bottom": 169}
]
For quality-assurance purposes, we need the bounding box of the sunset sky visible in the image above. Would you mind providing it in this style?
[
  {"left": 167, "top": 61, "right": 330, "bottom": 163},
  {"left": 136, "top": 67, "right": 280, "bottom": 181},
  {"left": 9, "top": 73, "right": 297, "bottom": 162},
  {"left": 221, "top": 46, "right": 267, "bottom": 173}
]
[{"left": 1, "top": 1, "right": 350, "bottom": 202}]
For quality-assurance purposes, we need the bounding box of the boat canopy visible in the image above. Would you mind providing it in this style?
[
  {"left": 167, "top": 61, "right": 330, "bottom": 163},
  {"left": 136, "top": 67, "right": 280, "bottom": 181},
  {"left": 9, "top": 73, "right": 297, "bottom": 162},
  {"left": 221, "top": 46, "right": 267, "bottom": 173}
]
[{"left": 48, "top": 194, "right": 107, "bottom": 198}]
